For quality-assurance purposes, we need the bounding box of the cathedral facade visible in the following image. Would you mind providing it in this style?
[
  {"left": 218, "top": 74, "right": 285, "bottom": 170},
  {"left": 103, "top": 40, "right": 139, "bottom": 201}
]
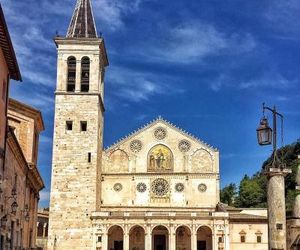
[{"left": 48, "top": 1, "right": 268, "bottom": 250}]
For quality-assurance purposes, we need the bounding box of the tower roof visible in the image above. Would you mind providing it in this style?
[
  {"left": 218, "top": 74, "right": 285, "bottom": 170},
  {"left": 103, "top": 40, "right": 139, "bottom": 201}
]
[{"left": 66, "top": 0, "right": 97, "bottom": 38}]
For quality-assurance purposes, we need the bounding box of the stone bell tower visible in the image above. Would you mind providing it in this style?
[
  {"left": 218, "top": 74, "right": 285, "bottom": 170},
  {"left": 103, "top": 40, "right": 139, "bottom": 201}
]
[{"left": 48, "top": 0, "right": 108, "bottom": 249}]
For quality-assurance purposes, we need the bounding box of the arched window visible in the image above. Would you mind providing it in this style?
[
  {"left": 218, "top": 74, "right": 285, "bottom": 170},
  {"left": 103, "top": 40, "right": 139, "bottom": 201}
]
[
  {"left": 81, "top": 57, "right": 90, "bottom": 92},
  {"left": 67, "top": 56, "right": 76, "bottom": 92}
]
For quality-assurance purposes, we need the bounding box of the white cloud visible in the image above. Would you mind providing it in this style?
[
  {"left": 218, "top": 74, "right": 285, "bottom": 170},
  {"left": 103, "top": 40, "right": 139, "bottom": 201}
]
[
  {"left": 106, "top": 66, "right": 184, "bottom": 104},
  {"left": 39, "top": 190, "right": 50, "bottom": 202},
  {"left": 132, "top": 22, "right": 256, "bottom": 64},
  {"left": 239, "top": 73, "right": 297, "bottom": 89},
  {"left": 265, "top": 0, "right": 300, "bottom": 37},
  {"left": 93, "top": 0, "right": 141, "bottom": 30}
]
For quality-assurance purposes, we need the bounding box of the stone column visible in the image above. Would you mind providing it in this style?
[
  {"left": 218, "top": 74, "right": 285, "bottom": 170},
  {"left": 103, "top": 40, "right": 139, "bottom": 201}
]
[
  {"left": 102, "top": 233, "right": 108, "bottom": 250},
  {"left": 267, "top": 168, "right": 290, "bottom": 250},
  {"left": 75, "top": 59, "right": 81, "bottom": 92},
  {"left": 145, "top": 225, "right": 152, "bottom": 250},
  {"left": 224, "top": 224, "right": 230, "bottom": 250},
  {"left": 42, "top": 223, "right": 46, "bottom": 238},
  {"left": 191, "top": 225, "right": 197, "bottom": 250},
  {"left": 124, "top": 225, "right": 129, "bottom": 250},
  {"left": 169, "top": 225, "right": 175, "bottom": 250}
]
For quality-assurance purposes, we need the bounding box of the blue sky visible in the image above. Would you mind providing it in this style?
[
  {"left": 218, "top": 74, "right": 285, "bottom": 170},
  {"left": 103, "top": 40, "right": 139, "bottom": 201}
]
[{"left": 1, "top": 0, "right": 300, "bottom": 208}]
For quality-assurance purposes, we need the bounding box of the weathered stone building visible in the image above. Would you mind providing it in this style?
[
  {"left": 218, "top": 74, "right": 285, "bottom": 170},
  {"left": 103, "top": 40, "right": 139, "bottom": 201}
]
[
  {"left": 48, "top": 1, "right": 269, "bottom": 250},
  {"left": 0, "top": 3, "right": 22, "bottom": 190},
  {"left": 36, "top": 208, "right": 49, "bottom": 250},
  {"left": 0, "top": 99, "right": 45, "bottom": 249},
  {"left": 1, "top": 4, "right": 45, "bottom": 249}
]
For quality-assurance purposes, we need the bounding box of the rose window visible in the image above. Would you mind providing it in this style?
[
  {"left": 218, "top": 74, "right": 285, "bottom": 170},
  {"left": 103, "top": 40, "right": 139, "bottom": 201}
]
[
  {"left": 175, "top": 183, "right": 184, "bottom": 192},
  {"left": 137, "top": 183, "right": 147, "bottom": 193},
  {"left": 198, "top": 183, "right": 207, "bottom": 192},
  {"left": 113, "top": 183, "right": 123, "bottom": 192},
  {"left": 178, "top": 140, "right": 191, "bottom": 152},
  {"left": 154, "top": 127, "right": 167, "bottom": 140},
  {"left": 130, "top": 140, "right": 143, "bottom": 153},
  {"left": 151, "top": 178, "right": 169, "bottom": 196}
]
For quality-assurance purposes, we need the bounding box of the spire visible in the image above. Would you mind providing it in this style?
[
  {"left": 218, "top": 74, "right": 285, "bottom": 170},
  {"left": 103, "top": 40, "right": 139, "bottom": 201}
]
[{"left": 66, "top": 0, "right": 97, "bottom": 38}]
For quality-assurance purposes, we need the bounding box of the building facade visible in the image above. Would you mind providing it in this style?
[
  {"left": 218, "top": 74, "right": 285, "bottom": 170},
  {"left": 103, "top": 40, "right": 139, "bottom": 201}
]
[
  {"left": 36, "top": 209, "right": 49, "bottom": 250},
  {"left": 0, "top": 99, "right": 45, "bottom": 249},
  {"left": 48, "top": 1, "right": 269, "bottom": 250},
  {"left": 0, "top": 4, "right": 45, "bottom": 250},
  {"left": 0, "top": 3, "right": 22, "bottom": 194}
]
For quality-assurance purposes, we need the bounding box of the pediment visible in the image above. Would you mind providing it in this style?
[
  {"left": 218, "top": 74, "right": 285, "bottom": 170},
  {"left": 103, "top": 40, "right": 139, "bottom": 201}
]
[
  {"left": 103, "top": 117, "right": 219, "bottom": 174},
  {"left": 105, "top": 117, "right": 217, "bottom": 154}
]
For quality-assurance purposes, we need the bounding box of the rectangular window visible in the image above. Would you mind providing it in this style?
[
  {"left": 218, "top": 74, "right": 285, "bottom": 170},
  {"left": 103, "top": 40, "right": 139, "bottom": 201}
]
[
  {"left": 218, "top": 237, "right": 223, "bottom": 243},
  {"left": 257, "top": 235, "right": 262, "bottom": 243},
  {"left": 97, "top": 236, "right": 102, "bottom": 242},
  {"left": 80, "top": 121, "right": 87, "bottom": 132},
  {"left": 241, "top": 236, "right": 246, "bottom": 243},
  {"left": 66, "top": 121, "right": 73, "bottom": 131},
  {"left": 88, "top": 152, "right": 91, "bottom": 163},
  {"left": 276, "top": 224, "right": 283, "bottom": 230}
]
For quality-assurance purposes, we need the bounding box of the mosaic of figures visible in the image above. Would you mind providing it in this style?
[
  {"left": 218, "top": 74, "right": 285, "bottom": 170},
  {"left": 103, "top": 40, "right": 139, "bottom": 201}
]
[
  {"left": 148, "top": 144, "right": 173, "bottom": 172},
  {"left": 104, "top": 123, "right": 216, "bottom": 174}
]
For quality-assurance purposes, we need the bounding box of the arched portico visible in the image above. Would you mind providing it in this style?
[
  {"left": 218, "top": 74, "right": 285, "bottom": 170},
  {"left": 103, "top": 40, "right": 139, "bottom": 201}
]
[
  {"left": 129, "top": 225, "right": 145, "bottom": 250},
  {"left": 196, "top": 226, "right": 213, "bottom": 250},
  {"left": 108, "top": 225, "right": 124, "bottom": 250},
  {"left": 176, "top": 226, "right": 191, "bottom": 250},
  {"left": 152, "top": 225, "right": 169, "bottom": 250}
]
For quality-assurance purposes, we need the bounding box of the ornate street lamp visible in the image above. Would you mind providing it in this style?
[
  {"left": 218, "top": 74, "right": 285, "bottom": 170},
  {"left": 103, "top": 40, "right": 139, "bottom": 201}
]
[
  {"left": 256, "top": 117, "right": 272, "bottom": 146},
  {"left": 256, "top": 103, "right": 290, "bottom": 250}
]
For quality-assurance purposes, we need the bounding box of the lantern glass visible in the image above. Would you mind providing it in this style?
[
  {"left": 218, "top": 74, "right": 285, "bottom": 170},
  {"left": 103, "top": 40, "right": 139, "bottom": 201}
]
[{"left": 257, "top": 118, "right": 272, "bottom": 145}]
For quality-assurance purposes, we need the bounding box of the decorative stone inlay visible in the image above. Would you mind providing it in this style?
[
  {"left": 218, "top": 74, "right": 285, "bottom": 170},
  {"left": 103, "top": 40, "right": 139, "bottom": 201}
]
[
  {"left": 136, "top": 182, "right": 147, "bottom": 193},
  {"left": 178, "top": 140, "right": 191, "bottom": 152},
  {"left": 151, "top": 178, "right": 169, "bottom": 196},
  {"left": 154, "top": 127, "right": 167, "bottom": 140},
  {"left": 130, "top": 139, "right": 143, "bottom": 153},
  {"left": 198, "top": 183, "right": 207, "bottom": 192},
  {"left": 175, "top": 183, "right": 184, "bottom": 192},
  {"left": 113, "top": 183, "right": 123, "bottom": 192}
]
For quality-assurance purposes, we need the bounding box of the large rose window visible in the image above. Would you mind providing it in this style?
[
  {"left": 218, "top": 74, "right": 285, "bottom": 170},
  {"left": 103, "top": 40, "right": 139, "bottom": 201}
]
[{"left": 151, "top": 178, "right": 169, "bottom": 196}]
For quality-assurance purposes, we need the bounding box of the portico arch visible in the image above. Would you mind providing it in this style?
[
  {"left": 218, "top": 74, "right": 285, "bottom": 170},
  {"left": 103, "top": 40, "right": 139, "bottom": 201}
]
[
  {"left": 108, "top": 225, "right": 123, "bottom": 250},
  {"left": 196, "top": 226, "right": 213, "bottom": 250},
  {"left": 129, "top": 225, "right": 145, "bottom": 250},
  {"left": 176, "top": 225, "right": 191, "bottom": 250},
  {"left": 152, "top": 225, "right": 169, "bottom": 250}
]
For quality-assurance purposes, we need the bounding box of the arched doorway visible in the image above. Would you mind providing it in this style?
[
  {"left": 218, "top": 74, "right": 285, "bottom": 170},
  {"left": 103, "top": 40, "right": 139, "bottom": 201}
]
[
  {"left": 197, "top": 226, "right": 212, "bottom": 250},
  {"left": 152, "top": 225, "right": 169, "bottom": 250},
  {"left": 108, "top": 225, "right": 123, "bottom": 250},
  {"left": 129, "top": 226, "right": 145, "bottom": 250},
  {"left": 176, "top": 226, "right": 191, "bottom": 250}
]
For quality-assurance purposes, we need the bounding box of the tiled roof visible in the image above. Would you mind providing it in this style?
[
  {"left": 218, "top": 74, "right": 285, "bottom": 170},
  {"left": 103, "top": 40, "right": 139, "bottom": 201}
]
[
  {"left": 66, "top": 0, "right": 97, "bottom": 38},
  {"left": 0, "top": 4, "right": 21, "bottom": 81}
]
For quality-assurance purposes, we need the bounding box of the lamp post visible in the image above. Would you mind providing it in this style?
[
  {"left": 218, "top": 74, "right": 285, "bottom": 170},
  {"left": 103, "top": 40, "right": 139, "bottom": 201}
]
[{"left": 256, "top": 103, "right": 291, "bottom": 250}]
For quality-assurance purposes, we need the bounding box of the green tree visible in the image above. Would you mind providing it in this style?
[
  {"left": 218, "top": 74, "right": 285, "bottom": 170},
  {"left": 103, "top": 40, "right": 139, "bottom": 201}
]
[
  {"left": 220, "top": 183, "right": 237, "bottom": 206},
  {"left": 235, "top": 174, "right": 265, "bottom": 208}
]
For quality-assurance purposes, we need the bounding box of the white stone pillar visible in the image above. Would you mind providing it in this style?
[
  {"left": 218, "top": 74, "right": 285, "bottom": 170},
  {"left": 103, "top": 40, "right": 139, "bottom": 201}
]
[
  {"left": 191, "top": 226, "right": 197, "bottom": 250},
  {"left": 75, "top": 59, "right": 81, "bottom": 92},
  {"left": 169, "top": 225, "right": 176, "bottom": 250},
  {"left": 145, "top": 225, "right": 152, "bottom": 250},
  {"left": 124, "top": 225, "right": 129, "bottom": 250},
  {"left": 212, "top": 231, "right": 216, "bottom": 250},
  {"left": 267, "top": 169, "right": 290, "bottom": 250},
  {"left": 102, "top": 233, "right": 108, "bottom": 250},
  {"left": 224, "top": 225, "right": 230, "bottom": 250}
]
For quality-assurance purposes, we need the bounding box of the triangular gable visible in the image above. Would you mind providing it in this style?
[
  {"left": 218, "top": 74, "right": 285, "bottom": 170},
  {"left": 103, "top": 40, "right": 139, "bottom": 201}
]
[{"left": 105, "top": 116, "right": 218, "bottom": 153}]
